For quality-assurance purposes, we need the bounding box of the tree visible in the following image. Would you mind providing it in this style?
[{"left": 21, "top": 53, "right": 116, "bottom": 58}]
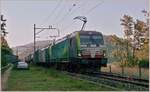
[
  {"left": 120, "top": 15, "right": 134, "bottom": 65},
  {"left": 1, "top": 40, "right": 13, "bottom": 67},
  {"left": 110, "top": 35, "right": 127, "bottom": 66},
  {"left": 1, "top": 36, "right": 9, "bottom": 47},
  {"left": 119, "top": 11, "right": 149, "bottom": 67},
  {"left": 134, "top": 19, "right": 149, "bottom": 61}
]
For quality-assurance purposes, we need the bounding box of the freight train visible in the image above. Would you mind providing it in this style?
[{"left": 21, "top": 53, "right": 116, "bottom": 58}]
[{"left": 25, "top": 31, "right": 107, "bottom": 73}]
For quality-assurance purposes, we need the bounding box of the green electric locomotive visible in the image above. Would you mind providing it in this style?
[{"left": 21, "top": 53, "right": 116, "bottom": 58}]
[{"left": 33, "top": 31, "right": 107, "bottom": 73}]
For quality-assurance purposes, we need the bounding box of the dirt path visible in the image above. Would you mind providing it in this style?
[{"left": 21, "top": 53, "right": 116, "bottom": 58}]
[{"left": 1, "top": 66, "right": 12, "bottom": 91}]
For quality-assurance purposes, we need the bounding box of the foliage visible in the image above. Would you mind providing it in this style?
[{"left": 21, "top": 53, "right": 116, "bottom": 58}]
[
  {"left": 120, "top": 15, "right": 134, "bottom": 37},
  {"left": 1, "top": 36, "right": 9, "bottom": 47},
  {"left": 126, "top": 55, "right": 138, "bottom": 67},
  {"left": 110, "top": 12, "right": 149, "bottom": 67},
  {"left": 115, "top": 11, "right": 149, "bottom": 67},
  {"left": 1, "top": 37, "right": 17, "bottom": 67},
  {"left": 120, "top": 15, "right": 134, "bottom": 64},
  {"left": 139, "top": 59, "right": 149, "bottom": 68},
  {"left": 135, "top": 43, "right": 149, "bottom": 60},
  {"left": 134, "top": 19, "right": 149, "bottom": 61},
  {"left": 132, "top": 17, "right": 149, "bottom": 68},
  {"left": 110, "top": 35, "right": 126, "bottom": 66},
  {"left": 1, "top": 46, "right": 10, "bottom": 66},
  {"left": 1, "top": 46, "right": 12, "bottom": 67}
]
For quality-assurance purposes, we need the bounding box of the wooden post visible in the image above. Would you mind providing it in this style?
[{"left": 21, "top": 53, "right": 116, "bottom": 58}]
[
  {"left": 121, "top": 66, "right": 124, "bottom": 76},
  {"left": 139, "top": 65, "right": 141, "bottom": 79},
  {"left": 109, "top": 65, "right": 111, "bottom": 73}
]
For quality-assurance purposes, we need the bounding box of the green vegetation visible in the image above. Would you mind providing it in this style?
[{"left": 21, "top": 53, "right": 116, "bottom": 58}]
[
  {"left": 139, "top": 59, "right": 149, "bottom": 68},
  {"left": 1, "top": 46, "right": 10, "bottom": 66},
  {"left": 107, "top": 11, "right": 149, "bottom": 67},
  {"left": 7, "top": 65, "right": 116, "bottom": 91},
  {"left": 1, "top": 36, "right": 19, "bottom": 68}
]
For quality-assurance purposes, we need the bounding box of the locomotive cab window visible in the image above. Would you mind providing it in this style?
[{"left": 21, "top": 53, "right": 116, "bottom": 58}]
[{"left": 80, "top": 35, "right": 104, "bottom": 46}]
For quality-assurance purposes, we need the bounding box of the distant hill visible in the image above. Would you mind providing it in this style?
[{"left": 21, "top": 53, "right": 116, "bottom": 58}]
[
  {"left": 12, "top": 35, "right": 116, "bottom": 62},
  {"left": 12, "top": 40, "right": 52, "bottom": 60}
]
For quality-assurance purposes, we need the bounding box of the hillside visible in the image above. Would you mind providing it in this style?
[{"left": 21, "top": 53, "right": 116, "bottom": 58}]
[{"left": 12, "top": 40, "right": 52, "bottom": 60}]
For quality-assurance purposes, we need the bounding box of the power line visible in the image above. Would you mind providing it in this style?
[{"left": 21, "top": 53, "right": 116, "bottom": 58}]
[
  {"left": 55, "top": 0, "right": 90, "bottom": 26},
  {"left": 51, "top": 0, "right": 65, "bottom": 25},
  {"left": 55, "top": 0, "right": 87, "bottom": 30},
  {"left": 85, "top": 0, "right": 104, "bottom": 15},
  {"left": 68, "top": 0, "right": 89, "bottom": 16},
  {"left": 53, "top": 0, "right": 79, "bottom": 25},
  {"left": 40, "top": 0, "right": 62, "bottom": 26},
  {"left": 50, "top": 0, "right": 104, "bottom": 35},
  {"left": 37, "top": 0, "right": 62, "bottom": 41},
  {"left": 54, "top": 2, "right": 77, "bottom": 25},
  {"left": 62, "top": 0, "right": 104, "bottom": 32}
]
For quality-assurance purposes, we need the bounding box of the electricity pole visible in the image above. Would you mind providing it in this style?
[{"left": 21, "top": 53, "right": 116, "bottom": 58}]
[
  {"left": 16, "top": 48, "right": 19, "bottom": 59},
  {"left": 142, "top": 10, "right": 149, "bottom": 26},
  {"left": 34, "top": 24, "right": 36, "bottom": 59},
  {"left": 142, "top": 10, "right": 149, "bottom": 41},
  {"left": 33, "top": 24, "right": 57, "bottom": 62}
]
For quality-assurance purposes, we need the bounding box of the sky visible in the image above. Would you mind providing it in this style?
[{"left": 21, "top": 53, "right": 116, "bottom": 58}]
[{"left": 1, "top": 0, "right": 149, "bottom": 47}]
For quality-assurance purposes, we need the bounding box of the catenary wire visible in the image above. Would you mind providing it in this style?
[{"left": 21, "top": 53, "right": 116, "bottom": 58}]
[{"left": 39, "top": 0, "right": 63, "bottom": 26}]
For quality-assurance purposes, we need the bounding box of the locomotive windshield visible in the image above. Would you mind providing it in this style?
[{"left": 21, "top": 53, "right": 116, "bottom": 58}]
[{"left": 80, "top": 34, "right": 104, "bottom": 46}]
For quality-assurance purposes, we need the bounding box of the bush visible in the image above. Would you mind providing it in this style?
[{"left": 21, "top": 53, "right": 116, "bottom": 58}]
[
  {"left": 126, "top": 56, "right": 138, "bottom": 67},
  {"left": 1, "top": 60, "right": 7, "bottom": 67},
  {"left": 1, "top": 46, "right": 18, "bottom": 67},
  {"left": 139, "top": 59, "right": 149, "bottom": 68}
]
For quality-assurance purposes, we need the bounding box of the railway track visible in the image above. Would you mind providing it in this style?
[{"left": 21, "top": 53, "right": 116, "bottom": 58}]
[
  {"left": 100, "top": 72, "right": 149, "bottom": 83},
  {"left": 63, "top": 71, "right": 149, "bottom": 91},
  {"left": 91, "top": 72, "right": 149, "bottom": 87}
]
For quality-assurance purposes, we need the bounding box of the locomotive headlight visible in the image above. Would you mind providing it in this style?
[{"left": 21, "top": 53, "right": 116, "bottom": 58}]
[
  {"left": 78, "top": 53, "right": 81, "bottom": 56},
  {"left": 103, "top": 53, "right": 106, "bottom": 57},
  {"left": 78, "top": 50, "right": 83, "bottom": 57},
  {"left": 103, "top": 50, "right": 106, "bottom": 57}
]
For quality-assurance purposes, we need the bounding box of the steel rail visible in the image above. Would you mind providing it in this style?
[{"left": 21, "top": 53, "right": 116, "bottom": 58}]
[{"left": 63, "top": 71, "right": 149, "bottom": 91}]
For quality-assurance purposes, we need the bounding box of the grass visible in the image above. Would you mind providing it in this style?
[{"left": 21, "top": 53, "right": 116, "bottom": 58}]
[
  {"left": 101, "top": 64, "right": 149, "bottom": 80},
  {"left": 7, "top": 65, "right": 116, "bottom": 91}
]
